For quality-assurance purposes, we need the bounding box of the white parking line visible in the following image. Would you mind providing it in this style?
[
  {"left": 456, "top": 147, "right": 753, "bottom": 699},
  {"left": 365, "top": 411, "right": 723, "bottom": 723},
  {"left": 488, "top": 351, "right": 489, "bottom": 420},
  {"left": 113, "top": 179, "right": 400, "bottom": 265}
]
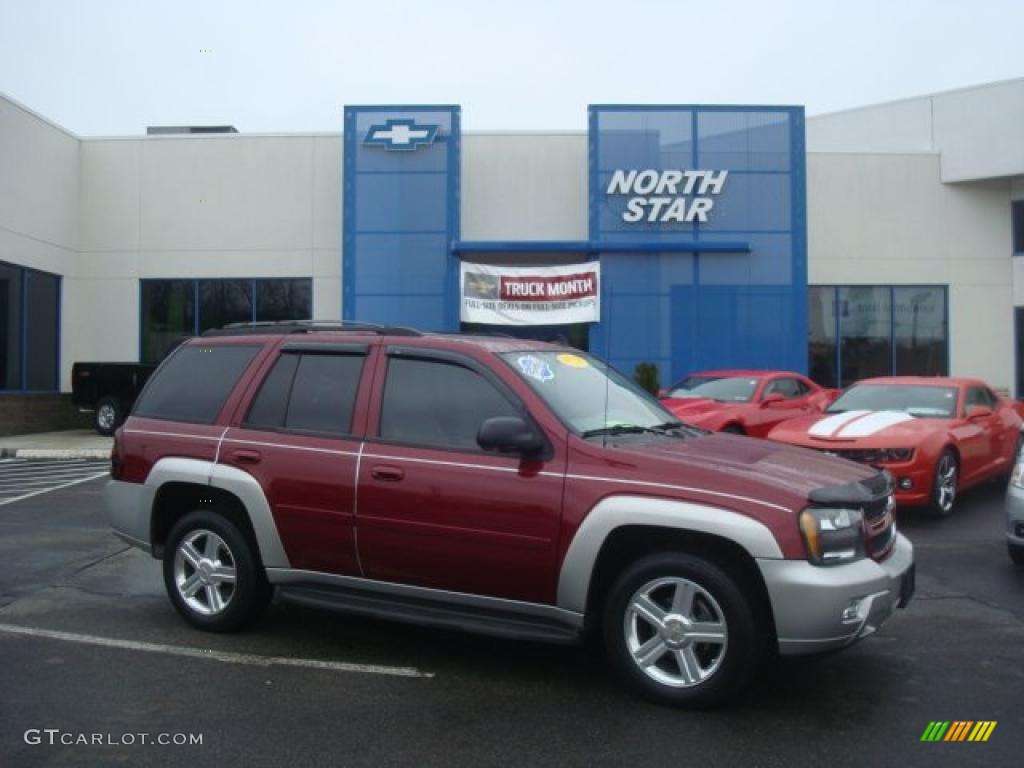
[
  {"left": 0, "top": 623, "right": 432, "bottom": 679},
  {"left": 0, "top": 472, "right": 109, "bottom": 506}
]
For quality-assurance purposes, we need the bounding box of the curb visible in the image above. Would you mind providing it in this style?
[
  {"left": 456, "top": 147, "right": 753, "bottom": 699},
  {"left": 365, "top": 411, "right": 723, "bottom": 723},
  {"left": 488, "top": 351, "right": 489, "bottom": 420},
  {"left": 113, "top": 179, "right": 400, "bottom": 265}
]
[{"left": 1, "top": 449, "right": 111, "bottom": 460}]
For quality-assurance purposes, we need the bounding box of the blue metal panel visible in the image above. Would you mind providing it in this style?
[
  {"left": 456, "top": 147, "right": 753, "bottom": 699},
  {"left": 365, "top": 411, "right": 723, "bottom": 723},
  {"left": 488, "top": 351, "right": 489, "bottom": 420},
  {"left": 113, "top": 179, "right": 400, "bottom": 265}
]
[
  {"left": 589, "top": 105, "right": 807, "bottom": 381},
  {"left": 343, "top": 105, "right": 461, "bottom": 330},
  {"left": 451, "top": 240, "right": 750, "bottom": 255}
]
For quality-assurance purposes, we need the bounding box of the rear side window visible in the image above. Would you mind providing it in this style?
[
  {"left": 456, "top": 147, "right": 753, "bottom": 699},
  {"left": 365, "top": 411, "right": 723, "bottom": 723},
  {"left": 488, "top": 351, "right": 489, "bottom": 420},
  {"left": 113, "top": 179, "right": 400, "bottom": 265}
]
[
  {"left": 379, "top": 356, "right": 520, "bottom": 451},
  {"left": 245, "top": 352, "right": 364, "bottom": 436},
  {"left": 135, "top": 345, "right": 260, "bottom": 424}
]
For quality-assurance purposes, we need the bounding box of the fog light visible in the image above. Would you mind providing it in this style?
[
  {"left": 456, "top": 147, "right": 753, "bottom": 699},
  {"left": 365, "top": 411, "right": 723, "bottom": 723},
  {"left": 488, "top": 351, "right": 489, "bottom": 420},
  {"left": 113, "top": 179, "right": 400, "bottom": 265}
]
[
  {"left": 841, "top": 599, "right": 863, "bottom": 623},
  {"left": 898, "top": 477, "right": 913, "bottom": 490}
]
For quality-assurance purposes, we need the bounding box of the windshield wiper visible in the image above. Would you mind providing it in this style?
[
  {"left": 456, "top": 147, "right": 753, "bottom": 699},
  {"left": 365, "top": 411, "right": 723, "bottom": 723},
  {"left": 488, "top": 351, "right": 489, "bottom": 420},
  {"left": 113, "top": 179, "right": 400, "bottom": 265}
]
[{"left": 581, "top": 424, "right": 667, "bottom": 439}]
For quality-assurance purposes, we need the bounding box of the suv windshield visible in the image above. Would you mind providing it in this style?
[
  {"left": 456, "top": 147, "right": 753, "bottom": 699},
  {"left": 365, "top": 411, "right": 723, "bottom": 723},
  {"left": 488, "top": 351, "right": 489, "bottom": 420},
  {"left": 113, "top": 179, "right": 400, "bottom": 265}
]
[
  {"left": 826, "top": 384, "right": 958, "bottom": 418},
  {"left": 500, "top": 350, "right": 688, "bottom": 437},
  {"left": 666, "top": 375, "right": 759, "bottom": 402}
]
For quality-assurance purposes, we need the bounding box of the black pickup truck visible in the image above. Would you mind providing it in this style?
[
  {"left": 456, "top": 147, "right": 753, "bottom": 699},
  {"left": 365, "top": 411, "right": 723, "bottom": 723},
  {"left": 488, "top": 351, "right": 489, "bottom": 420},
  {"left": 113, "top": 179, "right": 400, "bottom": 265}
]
[{"left": 71, "top": 363, "right": 157, "bottom": 435}]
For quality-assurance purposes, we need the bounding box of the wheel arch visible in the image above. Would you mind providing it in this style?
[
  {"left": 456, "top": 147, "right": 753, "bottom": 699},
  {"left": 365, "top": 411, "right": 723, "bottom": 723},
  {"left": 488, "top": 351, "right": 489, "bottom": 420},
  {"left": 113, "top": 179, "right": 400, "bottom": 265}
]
[{"left": 557, "top": 495, "right": 783, "bottom": 616}]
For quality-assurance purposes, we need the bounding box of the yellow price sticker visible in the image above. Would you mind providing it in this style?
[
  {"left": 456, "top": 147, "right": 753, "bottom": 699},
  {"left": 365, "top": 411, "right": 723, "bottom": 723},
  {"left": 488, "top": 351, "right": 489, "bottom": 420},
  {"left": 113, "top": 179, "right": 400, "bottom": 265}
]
[{"left": 557, "top": 353, "right": 588, "bottom": 368}]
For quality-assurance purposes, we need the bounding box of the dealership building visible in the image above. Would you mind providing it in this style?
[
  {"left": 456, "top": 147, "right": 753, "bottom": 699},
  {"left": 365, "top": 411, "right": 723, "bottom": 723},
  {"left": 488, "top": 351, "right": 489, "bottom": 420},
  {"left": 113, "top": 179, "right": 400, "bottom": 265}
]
[{"left": 1, "top": 78, "right": 1023, "bottom": 425}]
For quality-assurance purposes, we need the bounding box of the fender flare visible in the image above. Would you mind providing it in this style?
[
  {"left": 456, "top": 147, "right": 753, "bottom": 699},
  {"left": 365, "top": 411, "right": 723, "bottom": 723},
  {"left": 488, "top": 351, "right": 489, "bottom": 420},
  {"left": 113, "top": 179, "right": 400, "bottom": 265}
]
[
  {"left": 146, "top": 457, "right": 291, "bottom": 568},
  {"left": 556, "top": 495, "right": 784, "bottom": 614}
]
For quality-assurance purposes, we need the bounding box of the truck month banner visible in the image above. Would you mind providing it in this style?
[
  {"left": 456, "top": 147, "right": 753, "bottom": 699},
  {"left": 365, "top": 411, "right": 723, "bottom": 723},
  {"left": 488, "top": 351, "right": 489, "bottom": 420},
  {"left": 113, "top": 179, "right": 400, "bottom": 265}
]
[{"left": 459, "top": 262, "right": 600, "bottom": 325}]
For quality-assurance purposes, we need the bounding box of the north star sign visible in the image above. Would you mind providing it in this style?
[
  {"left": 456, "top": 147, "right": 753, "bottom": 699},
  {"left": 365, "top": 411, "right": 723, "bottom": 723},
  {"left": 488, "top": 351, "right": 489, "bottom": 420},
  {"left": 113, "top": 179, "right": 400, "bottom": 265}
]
[{"left": 606, "top": 169, "right": 729, "bottom": 223}]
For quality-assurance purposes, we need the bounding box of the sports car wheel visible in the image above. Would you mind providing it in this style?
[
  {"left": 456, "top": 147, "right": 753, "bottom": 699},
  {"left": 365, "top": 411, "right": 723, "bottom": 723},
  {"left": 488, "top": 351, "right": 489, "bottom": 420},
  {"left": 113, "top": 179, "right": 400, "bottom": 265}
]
[
  {"left": 722, "top": 425, "right": 745, "bottom": 435},
  {"left": 928, "top": 449, "right": 958, "bottom": 518}
]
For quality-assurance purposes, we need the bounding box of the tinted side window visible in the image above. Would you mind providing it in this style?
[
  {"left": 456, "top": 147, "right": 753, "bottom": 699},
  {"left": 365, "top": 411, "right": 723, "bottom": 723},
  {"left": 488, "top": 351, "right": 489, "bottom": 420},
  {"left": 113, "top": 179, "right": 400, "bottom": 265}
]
[
  {"left": 965, "top": 386, "right": 996, "bottom": 411},
  {"left": 245, "top": 353, "right": 300, "bottom": 429},
  {"left": 135, "top": 345, "right": 260, "bottom": 423},
  {"left": 283, "top": 354, "right": 364, "bottom": 435},
  {"left": 379, "top": 357, "right": 520, "bottom": 450},
  {"left": 766, "top": 378, "right": 806, "bottom": 399}
]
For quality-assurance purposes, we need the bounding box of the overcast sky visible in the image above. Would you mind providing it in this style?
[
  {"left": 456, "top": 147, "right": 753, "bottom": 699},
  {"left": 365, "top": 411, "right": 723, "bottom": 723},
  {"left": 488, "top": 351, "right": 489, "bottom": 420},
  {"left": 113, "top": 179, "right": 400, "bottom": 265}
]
[{"left": 0, "top": 0, "right": 1020, "bottom": 136}]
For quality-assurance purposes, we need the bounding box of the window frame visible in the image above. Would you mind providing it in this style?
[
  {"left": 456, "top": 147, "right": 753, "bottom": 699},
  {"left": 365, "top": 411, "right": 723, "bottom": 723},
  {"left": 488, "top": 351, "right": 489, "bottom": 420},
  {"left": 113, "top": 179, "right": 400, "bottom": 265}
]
[
  {"left": 241, "top": 343, "right": 369, "bottom": 439},
  {"left": 809, "top": 284, "right": 949, "bottom": 388},
  {"left": 1013, "top": 200, "right": 1024, "bottom": 255},
  {"left": 372, "top": 346, "right": 551, "bottom": 459}
]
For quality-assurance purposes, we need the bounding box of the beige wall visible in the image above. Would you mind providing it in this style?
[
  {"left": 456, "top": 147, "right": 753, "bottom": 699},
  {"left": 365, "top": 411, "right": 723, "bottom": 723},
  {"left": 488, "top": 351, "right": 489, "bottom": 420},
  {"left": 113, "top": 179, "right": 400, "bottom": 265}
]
[{"left": 809, "top": 152, "right": 1015, "bottom": 390}]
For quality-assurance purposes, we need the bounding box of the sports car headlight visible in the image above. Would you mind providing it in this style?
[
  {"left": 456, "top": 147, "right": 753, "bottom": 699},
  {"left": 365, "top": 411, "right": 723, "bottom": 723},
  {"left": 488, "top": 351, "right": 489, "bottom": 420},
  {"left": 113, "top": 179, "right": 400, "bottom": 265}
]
[
  {"left": 875, "top": 448, "right": 914, "bottom": 462},
  {"left": 799, "top": 507, "right": 865, "bottom": 565}
]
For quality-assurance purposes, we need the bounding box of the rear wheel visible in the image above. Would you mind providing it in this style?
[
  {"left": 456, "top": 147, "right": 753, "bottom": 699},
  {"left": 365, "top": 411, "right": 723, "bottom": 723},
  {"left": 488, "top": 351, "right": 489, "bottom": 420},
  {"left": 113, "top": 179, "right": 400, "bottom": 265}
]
[
  {"left": 94, "top": 396, "right": 123, "bottom": 436},
  {"left": 602, "top": 553, "right": 758, "bottom": 708},
  {"left": 722, "top": 424, "right": 745, "bottom": 435},
  {"left": 163, "top": 510, "right": 270, "bottom": 632},
  {"left": 928, "top": 449, "right": 958, "bottom": 517},
  {"left": 1010, "top": 542, "right": 1024, "bottom": 567}
]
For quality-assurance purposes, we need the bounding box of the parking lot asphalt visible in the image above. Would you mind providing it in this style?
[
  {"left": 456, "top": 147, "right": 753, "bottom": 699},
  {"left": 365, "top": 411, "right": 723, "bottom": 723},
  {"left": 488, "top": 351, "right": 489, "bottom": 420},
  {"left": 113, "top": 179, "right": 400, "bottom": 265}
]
[{"left": 1, "top": 465, "right": 1022, "bottom": 768}]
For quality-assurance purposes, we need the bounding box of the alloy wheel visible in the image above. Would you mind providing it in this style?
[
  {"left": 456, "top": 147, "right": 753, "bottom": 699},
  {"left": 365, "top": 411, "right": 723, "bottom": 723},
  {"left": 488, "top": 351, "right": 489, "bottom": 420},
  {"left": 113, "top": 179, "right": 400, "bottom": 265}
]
[
  {"left": 173, "top": 529, "right": 237, "bottom": 616},
  {"left": 936, "top": 454, "right": 957, "bottom": 513}
]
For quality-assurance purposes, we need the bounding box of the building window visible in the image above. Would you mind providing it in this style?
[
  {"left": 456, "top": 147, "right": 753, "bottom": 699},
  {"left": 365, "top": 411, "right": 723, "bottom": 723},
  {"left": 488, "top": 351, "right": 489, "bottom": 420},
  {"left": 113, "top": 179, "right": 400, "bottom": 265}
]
[
  {"left": 1013, "top": 200, "right": 1024, "bottom": 254},
  {"left": 140, "top": 278, "right": 313, "bottom": 363},
  {"left": 808, "top": 286, "right": 947, "bottom": 388},
  {"left": 0, "top": 261, "right": 60, "bottom": 392}
]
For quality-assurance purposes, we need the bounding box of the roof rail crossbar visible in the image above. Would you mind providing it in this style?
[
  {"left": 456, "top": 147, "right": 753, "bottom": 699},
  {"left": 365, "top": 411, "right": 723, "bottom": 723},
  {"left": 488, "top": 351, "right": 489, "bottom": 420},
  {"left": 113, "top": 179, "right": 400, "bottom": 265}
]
[{"left": 201, "top": 320, "right": 422, "bottom": 337}]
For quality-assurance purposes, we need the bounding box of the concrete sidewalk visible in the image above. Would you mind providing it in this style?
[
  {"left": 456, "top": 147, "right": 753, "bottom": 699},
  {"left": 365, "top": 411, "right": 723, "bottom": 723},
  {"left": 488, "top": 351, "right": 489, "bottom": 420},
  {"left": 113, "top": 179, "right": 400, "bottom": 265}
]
[{"left": 0, "top": 430, "right": 111, "bottom": 459}]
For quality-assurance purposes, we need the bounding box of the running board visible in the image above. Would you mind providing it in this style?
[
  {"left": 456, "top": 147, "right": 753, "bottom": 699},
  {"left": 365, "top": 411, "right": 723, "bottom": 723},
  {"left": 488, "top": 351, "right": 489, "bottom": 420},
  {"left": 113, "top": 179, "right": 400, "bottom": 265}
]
[{"left": 275, "top": 583, "right": 583, "bottom": 645}]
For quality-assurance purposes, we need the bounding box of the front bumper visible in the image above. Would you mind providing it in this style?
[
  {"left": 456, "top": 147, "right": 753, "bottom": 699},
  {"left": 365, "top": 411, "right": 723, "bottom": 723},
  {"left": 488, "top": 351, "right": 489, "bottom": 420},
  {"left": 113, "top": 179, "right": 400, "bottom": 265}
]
[
  {"left": 1007, "top": 482, "right": 1024, "bottom": 545},
  {"left": 758, "top": 532, "right": 914, "bottom": 655},
  {"left": 105, "top": 479, "right": 156, "bottom": 553}
]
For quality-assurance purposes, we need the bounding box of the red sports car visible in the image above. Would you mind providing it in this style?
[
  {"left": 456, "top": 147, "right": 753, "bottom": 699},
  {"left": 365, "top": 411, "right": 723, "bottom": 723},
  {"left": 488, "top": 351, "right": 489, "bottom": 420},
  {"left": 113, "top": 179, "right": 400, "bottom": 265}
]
[
  {"left": 658, "top": 370, "right": 837, "bottom": 438},
  {"left": 767, "top": 377, "right": 1024, "bottom": 516}
]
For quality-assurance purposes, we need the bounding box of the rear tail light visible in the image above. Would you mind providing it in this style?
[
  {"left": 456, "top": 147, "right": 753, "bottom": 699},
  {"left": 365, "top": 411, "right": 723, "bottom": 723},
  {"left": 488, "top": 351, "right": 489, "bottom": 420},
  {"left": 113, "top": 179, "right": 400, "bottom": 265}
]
[{"left": 110, "top": 431, "right": 124, "bottom": 480}]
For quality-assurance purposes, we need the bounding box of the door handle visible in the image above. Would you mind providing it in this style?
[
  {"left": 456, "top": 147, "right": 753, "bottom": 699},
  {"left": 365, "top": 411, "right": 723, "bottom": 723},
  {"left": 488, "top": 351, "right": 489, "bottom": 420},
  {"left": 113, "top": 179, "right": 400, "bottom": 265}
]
[
  {"left": 232, "top": 449, "right": 262, "bottom": 465},
  {"left": 370, "top": 464, "right": 405, "bottom": 482}
]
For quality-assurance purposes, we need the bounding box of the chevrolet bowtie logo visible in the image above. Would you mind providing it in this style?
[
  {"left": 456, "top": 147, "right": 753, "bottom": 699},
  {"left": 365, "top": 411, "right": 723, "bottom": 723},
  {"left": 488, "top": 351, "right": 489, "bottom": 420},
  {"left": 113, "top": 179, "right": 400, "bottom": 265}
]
[{"left": 364, "top": 119, "right": 439, "bottom": 151}]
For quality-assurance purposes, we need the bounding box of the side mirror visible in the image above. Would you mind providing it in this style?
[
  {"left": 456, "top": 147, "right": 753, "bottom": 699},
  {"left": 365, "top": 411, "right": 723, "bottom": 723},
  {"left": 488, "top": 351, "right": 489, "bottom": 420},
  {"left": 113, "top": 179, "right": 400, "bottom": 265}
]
[
  {"left": 477, "top": 417, "right": 545, "bottom": 456},
  {"left": 966, "top": 405, "right": 993, "bottom": 420},
  {"left": 761, "top": 393, "right": 785, "bottom": 408}
]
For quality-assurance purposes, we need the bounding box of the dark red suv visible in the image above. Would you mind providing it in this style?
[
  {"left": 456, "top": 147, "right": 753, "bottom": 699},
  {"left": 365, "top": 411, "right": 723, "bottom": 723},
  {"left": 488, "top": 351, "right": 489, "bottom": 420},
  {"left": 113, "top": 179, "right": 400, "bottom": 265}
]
[{"left": 106, "top": 322, "right": 914, "bottom": 707}]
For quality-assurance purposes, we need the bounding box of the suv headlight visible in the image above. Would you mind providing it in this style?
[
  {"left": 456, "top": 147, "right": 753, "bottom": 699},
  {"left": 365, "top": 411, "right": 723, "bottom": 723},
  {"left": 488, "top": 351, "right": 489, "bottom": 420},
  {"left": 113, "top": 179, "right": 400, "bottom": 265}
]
[
  {"left": 799, "top": 507, "right": 865, "bottom": 565},
  {"left": 1011, "top": 462, "right": 1024, "bottom": 489}
]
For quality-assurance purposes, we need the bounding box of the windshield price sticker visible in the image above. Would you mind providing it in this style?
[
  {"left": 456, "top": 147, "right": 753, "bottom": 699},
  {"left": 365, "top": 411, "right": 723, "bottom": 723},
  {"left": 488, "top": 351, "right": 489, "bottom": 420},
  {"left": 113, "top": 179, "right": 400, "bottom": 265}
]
[
  {"left": 557, "top": 353, "right": 588, "bottom": 369},
  {"left": 518, "top": 355, "right": 554, "bottom": 383}
]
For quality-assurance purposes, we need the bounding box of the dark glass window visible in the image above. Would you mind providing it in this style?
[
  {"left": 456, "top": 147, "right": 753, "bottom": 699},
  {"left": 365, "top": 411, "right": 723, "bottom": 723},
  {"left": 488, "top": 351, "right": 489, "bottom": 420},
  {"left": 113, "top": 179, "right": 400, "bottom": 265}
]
[
  {"left": 0, "top": 262, "right": 60, "bottom": 391},
  {"left": 380, "top": 357, "right": 520, "bottom": 451},
  {"left": 839, "top": 286, "right": 892, "bottom": 384},
  {"left": 894, "top": 287, "right": 947, "bottom": 377},
  {"left": 765, "top": 377, "right": 808, "bottom": 399},
  {"left": 810, "top": 285, "right": 948, "bottom": 388},
  {"left": 141, "top": 280, "right": 195, "bottom": 364},
  {"left": 282, "top": 354, "right": 363, "bottom": 435},
  {"left": 199, "top": 280, "right": 253, "bottom": 332},
  {"left": 25, "top": 271, "right": 60, "bottom": 390},
  {"left": 0, "top": 263, "right": 23, "bottom": 390},
  {"left": 808, "top": 286, "right": 838, "bottom": 388},
  {"left": 244, "top": 353, "right": 299, "bottom": 429},
  {"left": 964, "top": 386, "right": 997, "bottom": 411},
  {"left": 1013, "top": 200, "right": 1024, "bottom": 254},
  {"left": 255, "top": 279, "right": 312, "bottom": 322},
  {"left": 135, "top": 344, "right": 259, "bottom": 423}
]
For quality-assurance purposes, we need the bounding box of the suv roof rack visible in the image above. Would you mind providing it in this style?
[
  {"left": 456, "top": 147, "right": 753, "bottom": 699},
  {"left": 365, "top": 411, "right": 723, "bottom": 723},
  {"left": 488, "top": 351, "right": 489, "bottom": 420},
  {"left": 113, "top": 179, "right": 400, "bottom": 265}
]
[{"left": 200, "top": 320, "right": 423, "bottom": 338}]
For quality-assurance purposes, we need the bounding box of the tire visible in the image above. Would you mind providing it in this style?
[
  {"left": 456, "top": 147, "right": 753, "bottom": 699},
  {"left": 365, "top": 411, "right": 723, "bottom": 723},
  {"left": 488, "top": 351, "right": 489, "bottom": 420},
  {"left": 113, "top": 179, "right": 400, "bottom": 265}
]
[
  {"left": 722, "top": 424, "right": 745, "bottom": 435},
  {"left": 602, "top": 553, "right": 759, "bottom": 708},
  {"left": 928, "top": 448, "right": 959, "bottom": 518},
  {"left": 1010, "top": 542, "right": 1024, "bottom": 567},
  {"left": 163, "top": 509, "right": 270, "bottom": 633},
  {"left": 94, "top": 396, "right": 123, "bottom": 436}
]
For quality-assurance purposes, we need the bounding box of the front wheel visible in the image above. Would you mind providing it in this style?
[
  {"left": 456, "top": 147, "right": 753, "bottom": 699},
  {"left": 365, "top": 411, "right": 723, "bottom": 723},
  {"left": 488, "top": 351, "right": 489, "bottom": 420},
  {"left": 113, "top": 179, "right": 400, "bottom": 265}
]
[
  {"left": 928, "top": 449, "right": 959, "bottom": 518},
  {"left": 163, "top": 510, "right": 270, "bottom": 632},
  {"left": 602, "top": 553, "right": 759, "bottom": 708}
]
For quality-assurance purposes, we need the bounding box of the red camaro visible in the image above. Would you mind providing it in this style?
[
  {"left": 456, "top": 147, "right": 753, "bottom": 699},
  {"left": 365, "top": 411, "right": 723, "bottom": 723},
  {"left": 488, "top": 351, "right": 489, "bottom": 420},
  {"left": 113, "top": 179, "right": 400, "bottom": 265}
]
[
  {"left": 767, "top": 377, "right": 1024, "bottom": 516},
  {"left": 658, "top": 370, "right": 837, "bottom": 438}
]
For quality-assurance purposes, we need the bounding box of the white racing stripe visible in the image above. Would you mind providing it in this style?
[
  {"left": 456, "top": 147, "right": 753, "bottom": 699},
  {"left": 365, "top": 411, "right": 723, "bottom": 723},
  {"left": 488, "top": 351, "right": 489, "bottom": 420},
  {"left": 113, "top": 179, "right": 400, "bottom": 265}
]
[
  {"left": 808, "top": 410, "right": 871, "bottom": 438},
  {"left": 0, "top": 623, "right": 433, "bottom": 679},
  {"left": 837, "top": 410, "right": 914, "bottom": 437}
]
